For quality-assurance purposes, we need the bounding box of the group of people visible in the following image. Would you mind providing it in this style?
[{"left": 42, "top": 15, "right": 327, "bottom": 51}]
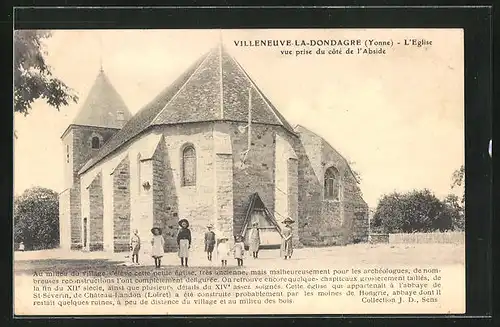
[{"left": 129, "top": 216, "right": 296, "bottom": 268}]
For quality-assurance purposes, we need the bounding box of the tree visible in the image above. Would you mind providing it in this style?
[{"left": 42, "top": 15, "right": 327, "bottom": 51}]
[
  {"left": 347, "top": 160, "right": 362, "bottom": 183},
  {"left": 451, "top": 165, "right": 465, "bottom": 207},
  {"left": 443, "top": 194, "right": 465, "bottom": 231},
  {"left": 372, "top": 192, "right": 406, "bottom": 233},
  {"left": 13, "top": 187, "right": 59, "bottom": 251},
  {"left": 14, "top": 30, "right": 78, "bottom": 117},
  {"left": 372, "top": 189, "right": 453, "bottom": 233}
]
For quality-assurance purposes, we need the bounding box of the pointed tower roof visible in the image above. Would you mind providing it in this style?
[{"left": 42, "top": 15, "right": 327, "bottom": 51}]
[
  {"left": 79, "top": 44, "right": 294, "bottom": 174},
  {"left": 71, "top": 69, "right": 132, "bottom": 129}
]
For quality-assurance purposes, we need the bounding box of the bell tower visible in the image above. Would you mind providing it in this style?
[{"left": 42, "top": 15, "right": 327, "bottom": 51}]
[{"left": 59, "top": 68, "right": 132, "bottom": 250}]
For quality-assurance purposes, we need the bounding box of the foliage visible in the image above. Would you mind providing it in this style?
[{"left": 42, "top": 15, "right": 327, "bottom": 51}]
[
  {"left": 451, "top": 165, "right": 465, "bottom": 207},
  {"left": 442, "top": 194, "right": 465, "bottom": 231},
  {"left": 372, "top": 189, "right": 454, "bottom": 233},
  {"left": 13, "top": 187, "right": 59, "bottom": 250},
  {"left": 347, "top": 160, "right": 362, "bottom": 183},
  {"left": 14, "top": 30, "right": 78, "bottom": 116}
]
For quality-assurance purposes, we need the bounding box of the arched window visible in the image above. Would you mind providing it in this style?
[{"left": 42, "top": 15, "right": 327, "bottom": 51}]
[
  {"left": 324, "top": 166, "right": 340, "bottom": 200},
  {"left": 182, "top": 145, "right": 196, "bottom": 186},
  {"left": 91, "top": 136, "right": 100, "bottom": 149}
]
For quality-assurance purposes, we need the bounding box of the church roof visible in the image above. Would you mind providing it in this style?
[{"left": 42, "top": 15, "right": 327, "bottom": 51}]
[
  {"left": 71, "top": 69, "right": 132, "bottom": 129},
  {"left": 78, "top": 44, "right": 294, "bottom": 175}
]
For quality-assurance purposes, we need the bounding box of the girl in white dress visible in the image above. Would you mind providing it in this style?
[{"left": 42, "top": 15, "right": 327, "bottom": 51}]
[
  {"left": 217, "top": 237, "right": 229, "bottom": 267},
  {"left": 150, "top": 227, "right": 165, "bottom": 268},
  {"left": 232, "top": 235, "right": 245, "bottom": 266}
]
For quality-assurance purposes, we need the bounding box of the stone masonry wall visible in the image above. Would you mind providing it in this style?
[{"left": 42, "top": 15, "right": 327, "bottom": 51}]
[
  {"left": 136, "top": 159, "right": 154, "bottom": 258},
  {"left": 58, "top": 189, "right": 71, "bottom": 250},
  {"left": 274, "top": 134, "right": 289, "bottom": 227},
  {"left": 215, "top": 154, "right": 234, "bottom": 239},
  {"left": 152, "top": 137, "right": 179, "bottom": 252},
  {"left": 295, "top": 140, "right": 323, "bottom": 245},
  {"left": 213, "top": 128, "right": 234, "bottom": 243},
  {"left": 161, "top": 124, "right": 214, "bottom": 252},
  {"left": 287, "top": 158, "right": 300, "bottom": 247},
  {"left": 342, "top": 171, "right": 369, "bottom": 243},
  {"left": 88, "top": 173, "right": 104, "bottom": 251},
  {"left": 69, "top": 187, "right": 82, "bottom": 249},
  {"left": 112, "top": 157, "right": 131, "bottom": 252},
  {"left": 64, "top": 126, "right": 119, "bottom": 250},
  {"left": 295, "top": 126, "right": 368, "bottom": 246},
  {"left": 229, "top": 123, "right": 277, "bottom": 237}
]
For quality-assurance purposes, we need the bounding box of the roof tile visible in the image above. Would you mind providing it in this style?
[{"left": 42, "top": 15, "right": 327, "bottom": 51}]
[
  {"left": 79, "top": 45, "right": 294, "bottom": 174},
  {"left": 72, "top": 70, "right": 132, "bottom": 129}
]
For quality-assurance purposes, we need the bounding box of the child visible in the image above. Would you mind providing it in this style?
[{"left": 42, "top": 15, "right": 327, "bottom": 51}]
[
  {"left": 204, "top": 224, "right": 216, "bottom": 261},
  {"left": 130, "top": 229, "right": 141, "bottom": 265},
  {"left": 177, "top": 219, "right": 191, "bottom": 267},
  {"left": 233, "top": 235, "right": 245, "bottom": 267},
  {"left": 150, "top": 227, "right": 165, "bottom": 268},
  {"left": 248, "top": 221, "right": 261, "bottom": 259},
  {"left": 18, "top": 242, "right": 25, "bottom": 252},
  {"left": 217, "top": 237, "right": 229, "bottom": 267}
]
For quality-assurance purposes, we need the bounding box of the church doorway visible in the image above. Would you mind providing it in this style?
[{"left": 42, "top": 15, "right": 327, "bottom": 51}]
[
  {"left": 240, "top": 193, "right": 282, "bottom": 250},
  {"left": 246, "top": 209, "right": 282, "bottom": 249},
  {"left": 83, "top": 217, "right": 88, "bottom": 248}
]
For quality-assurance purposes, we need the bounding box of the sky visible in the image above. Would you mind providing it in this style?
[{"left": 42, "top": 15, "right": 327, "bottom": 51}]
[{"left": 13, "top": 29, "right": 465, "bottom": 207}]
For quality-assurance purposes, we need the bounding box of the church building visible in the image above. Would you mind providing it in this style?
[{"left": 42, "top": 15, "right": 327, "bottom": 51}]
[{"left": 58, "top": 44, "right": 369, "bottom": 254}]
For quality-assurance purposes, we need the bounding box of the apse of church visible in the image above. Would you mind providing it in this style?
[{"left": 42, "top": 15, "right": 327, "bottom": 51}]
[{"left": 59, "top": 43, "right": 369, "bottom": 254}]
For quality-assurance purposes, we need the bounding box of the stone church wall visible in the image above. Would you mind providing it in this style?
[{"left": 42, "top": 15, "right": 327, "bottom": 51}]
[
  {"left": 160, "top": 123, "right": 215, "bottom": 252},
  {"left": 88, "top": 172, "right": 104, "bottom": 251},
  {"left": 74, "top": 121, "right": 368, "bottom": 253},
  {"left": 295, "top": 126, "right": 368, "bottom": 246},
  {"left": 112, "top": 157, "right": 131, "bottom": 252},
  {"left": 152, "top": 137, "right": 179, "bottom": 252},
  {"left": 287, "top": 157, "right": 299, "bottom": 246},
  {"left": 61, "top": 126, "right": 120, "bottom": 250},
  {"left": 80, "top": 131, "right": 164, "bottom": 254},
  {"left": 221, "top": 122, "right": 278, "bottom": 237},
  {"left": 274, "top": 132, "right": 300, "bottom": 246},
  {"left": 58, "top": 189, "right": 71, "bottom": 250},
  {"left": 213, "top": 127, "right": 234, "bottom": 241}
]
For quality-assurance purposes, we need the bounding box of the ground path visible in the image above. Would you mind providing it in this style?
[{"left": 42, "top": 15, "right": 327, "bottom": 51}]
[{"left": 14, "top": 243, "right": 464, "bottom": 273}]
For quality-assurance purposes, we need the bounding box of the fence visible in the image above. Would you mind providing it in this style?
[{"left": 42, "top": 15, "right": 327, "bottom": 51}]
[
  {"left": 369, "top": 234, "right": 390, "bottom": 244},
  {"left": 388, "top": 232, "right": 465, "bottom": 244}
]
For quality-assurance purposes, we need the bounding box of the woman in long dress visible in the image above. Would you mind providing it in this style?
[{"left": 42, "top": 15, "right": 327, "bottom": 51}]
[
  {"left": 177, "top": 219, "right": 191, "bottom": 267},
  {"left": 150, "top": 227, "right": 165, "bottom": 268},
  {"left": 280, "top": 217, "right": 294, "bottom": 260},
  {"left": 248, "top": 221, "right": 261, "bottom": 259}
]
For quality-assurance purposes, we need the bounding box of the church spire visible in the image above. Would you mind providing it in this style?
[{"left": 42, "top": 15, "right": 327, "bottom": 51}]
[
  {"left": 99, "top": 33, "right": 104, "bottom": 72},
  {"left": 70, "top": 69, "right": 132, "bottom": 129},
  {"left": 219, "top": 29, "right": 224, "bottom": 119}
]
